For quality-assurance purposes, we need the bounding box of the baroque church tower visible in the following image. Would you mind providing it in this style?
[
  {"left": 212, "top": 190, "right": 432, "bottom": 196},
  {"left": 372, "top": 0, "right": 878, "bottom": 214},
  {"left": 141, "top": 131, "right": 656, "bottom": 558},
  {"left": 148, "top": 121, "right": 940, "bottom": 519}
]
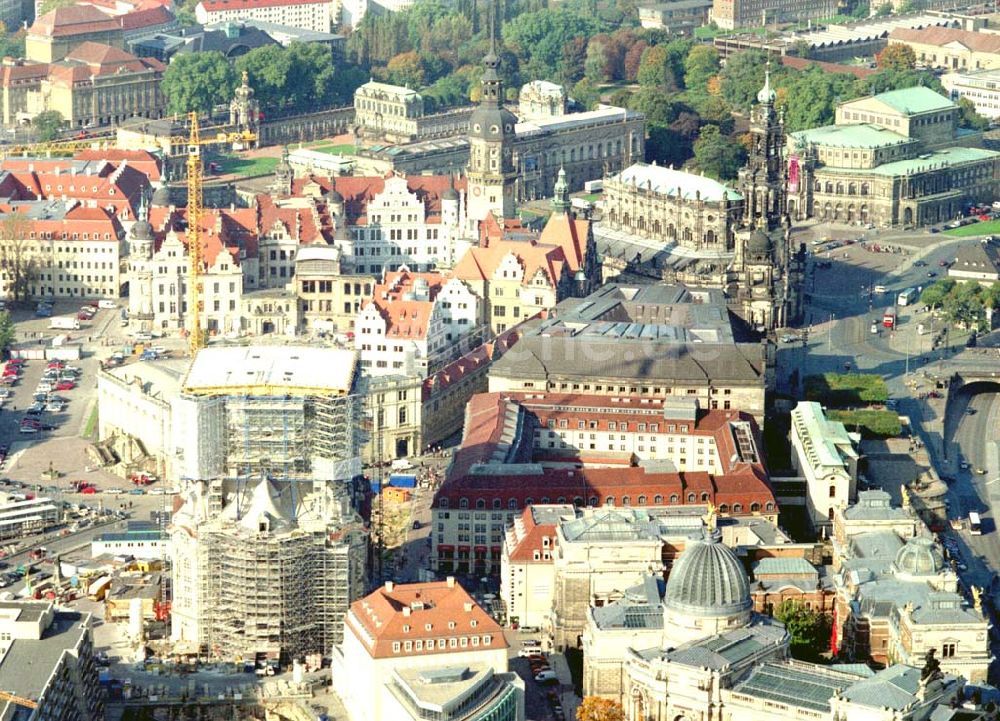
[
  {"left": 737, "top": 68, "right": 787, "bottom": 231},
  {"left": 465, "top": 0, "right": 518, "bottom": 225}
]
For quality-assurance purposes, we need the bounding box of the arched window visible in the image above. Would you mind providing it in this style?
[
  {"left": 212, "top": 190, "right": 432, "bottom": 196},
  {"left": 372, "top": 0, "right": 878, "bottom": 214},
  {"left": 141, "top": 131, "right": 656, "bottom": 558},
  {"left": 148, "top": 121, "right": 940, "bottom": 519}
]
[
  {"left": 733, "top": 503, "right": 742, "bottom": 513},
  {"left": 766, "top": 502, "right": 774, "bottom": 511},
  {"left": 706, "top": 229, "right": 716, "bottom": 243},
  {"left": 751, "top": 502, "right": 760, "bottom": 512},
  {"left": 492, "top": 498, "right": 501, "bottom": 509},
  {"left": 637, "top": 495, "right": 647, "bottom": 505},
  {"left": 440, "top": 498, "right": 450, "bottom": 508},
  {"left": 573, "top": 496, "right": 584, "bottom": 507},
  {"left": 476, "top": 499, "right": 486, "bottom": 509},
  {"left": 556, "top": 496, "right": 566, "bottom": 504},
  {"left": 848, "top": 182, "right": 857, "bottom": 195},
  {"left": 860, "top": 182, "right": 869, "bottom": 196},
  {"left": 459, "top": 498, "right": 469, "bottom": 509},
  {"left": 835, "top": 182, "right": 844, "bottom": 195},
  {"left": 719, "top": 503, "right": 729, "bottom": 513},
  {"left": 825, "top": 182, "right": 833, "bottom": 194},
  {"left": 653, "top": 220, "right": 662, "bottom": 236},
  {"left": 687, "top": 493, "right": 696, "bottom": 503},
  {"left": 654, "top": 495, "right": 663, "bottom": 504},
  {"left": 701, "top": 492, "right": 709, "bottom": 502},
  {"left": 508, "top": 498, "right": 517, "bottom": 510},
  {"left": 589, "top": 496, "right": 599, "bottom": 507},
  {"left": 622, "top": 496, "right": 631, "bottom": 506},
  {"left": 605, "top": 496, "right": 615, "bottom": 506},
  {"left": 670, "top": 494, "right": 679, "bottom": 503},
  {"left": 524, "top": 497, "right": 534, "bottom": 506},
  {"left": 668, "top": 224, "right": 676, "bottom": 238},
  {"left": 540, "top": 497, "right": 550, "bottom": 504}
]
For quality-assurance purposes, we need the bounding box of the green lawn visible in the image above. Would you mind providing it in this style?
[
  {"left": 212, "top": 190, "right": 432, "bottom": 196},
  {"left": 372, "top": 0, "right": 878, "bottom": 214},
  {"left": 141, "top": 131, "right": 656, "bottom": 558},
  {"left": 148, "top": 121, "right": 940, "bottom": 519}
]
[
  {"left": 827, "top": 409, "right": 902, "bottom": 439},
  {"left": 694, "top": 25, "right": 769, "bottom": 39},
  {"left": 804, "top": 372, "right": 889, "bottom": 407},
  {"left": 943, "top": 219, "right": 1000, "bottom": 237},
  {"left": 213, "top": 155, "right": 280, "bottom": 178},
  {"left": 306, "top": 142, "right": 357, "bottom": 156},
  {"left": 583, "top": 192, "right": 602, "bottom": 202}
]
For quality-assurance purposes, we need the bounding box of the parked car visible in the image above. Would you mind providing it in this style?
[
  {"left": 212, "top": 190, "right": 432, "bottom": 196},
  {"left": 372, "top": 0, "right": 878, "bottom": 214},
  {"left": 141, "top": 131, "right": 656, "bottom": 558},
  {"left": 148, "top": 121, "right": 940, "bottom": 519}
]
[
  {"left": 55, "top": 381, "right": 75, "bottom": 391},
  {"left": 534, "top": 671, "right": 558, "bottom": 684}
]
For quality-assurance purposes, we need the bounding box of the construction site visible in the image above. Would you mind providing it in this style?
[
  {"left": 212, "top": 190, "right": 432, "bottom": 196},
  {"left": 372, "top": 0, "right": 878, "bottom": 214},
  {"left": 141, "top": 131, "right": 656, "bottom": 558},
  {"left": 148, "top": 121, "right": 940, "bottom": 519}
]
[{"left": 157, "top": 345, "right": 370, "bottom": 666}]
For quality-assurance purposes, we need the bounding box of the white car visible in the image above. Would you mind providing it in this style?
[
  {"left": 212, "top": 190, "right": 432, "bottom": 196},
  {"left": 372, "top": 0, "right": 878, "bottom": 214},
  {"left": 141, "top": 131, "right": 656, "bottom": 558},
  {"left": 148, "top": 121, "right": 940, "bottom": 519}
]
[
  {"left": 104, "top": 488, "right": 124, "bottom": 495},
  {"left": 518, "top": 647, "right": 543, "bottom": 657},
  {"left": 873, "top": 285, "right": 887, "bottom": 294},
  {"left": 534, "top": 670, "right": 557, "bottom": 684}
]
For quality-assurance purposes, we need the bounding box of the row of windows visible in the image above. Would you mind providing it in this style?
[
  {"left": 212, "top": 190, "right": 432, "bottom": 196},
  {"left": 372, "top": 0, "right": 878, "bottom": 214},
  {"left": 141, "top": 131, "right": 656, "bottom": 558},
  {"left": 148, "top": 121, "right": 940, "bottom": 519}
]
[
  {"left": 440, "top": 495, "right": 774, "bottom": 511},
  {"left": 390, "top": 634, "right": 492, "bottom": 653}
]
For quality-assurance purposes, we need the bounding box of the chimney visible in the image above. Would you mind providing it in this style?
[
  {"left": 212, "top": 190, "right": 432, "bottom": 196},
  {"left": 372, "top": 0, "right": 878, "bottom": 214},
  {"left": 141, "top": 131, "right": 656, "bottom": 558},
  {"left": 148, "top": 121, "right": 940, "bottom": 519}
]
[
  {"left": 446, "top": 576, "right": 455, "bottom": 588},
  {"left": 384, "top": 580, "right": 394, "bottom": 593},
  {"left": 463, "top": 602, "right": 473, "bottom": 612},
  {"left": 402, "top": 606, "right": 411, "bottom": 617}
]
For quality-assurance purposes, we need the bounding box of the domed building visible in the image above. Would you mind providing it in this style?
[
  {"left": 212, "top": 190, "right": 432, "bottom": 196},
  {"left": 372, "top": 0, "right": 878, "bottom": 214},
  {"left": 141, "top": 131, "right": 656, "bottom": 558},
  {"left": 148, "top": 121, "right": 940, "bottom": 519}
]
[
  {"left": 662, "top": 530, "right": 753, "bottom": 644},
  {"left": 893, "top": 536, "right": 946, "bottom": 581},
  {"left": 581, "top": 520, "right": 790, "bottom": 711}
]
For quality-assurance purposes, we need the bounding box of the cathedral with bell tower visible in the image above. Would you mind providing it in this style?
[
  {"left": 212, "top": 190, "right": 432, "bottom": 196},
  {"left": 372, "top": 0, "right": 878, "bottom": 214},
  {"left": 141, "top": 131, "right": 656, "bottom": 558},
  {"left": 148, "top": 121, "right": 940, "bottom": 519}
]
[
  {"left": 731, "top": 65, "right": 803, "bottom": 331},
  {"left": 465, "top": 1, "right": 518, "bottom": 227}
]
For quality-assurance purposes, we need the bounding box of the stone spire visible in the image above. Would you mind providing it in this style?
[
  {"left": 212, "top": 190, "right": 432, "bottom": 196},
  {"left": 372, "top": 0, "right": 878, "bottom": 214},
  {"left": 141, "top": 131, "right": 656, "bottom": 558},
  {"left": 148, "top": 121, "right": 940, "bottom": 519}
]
[{"left": 551, "top": 166, "right": 570, "bottom": 214}]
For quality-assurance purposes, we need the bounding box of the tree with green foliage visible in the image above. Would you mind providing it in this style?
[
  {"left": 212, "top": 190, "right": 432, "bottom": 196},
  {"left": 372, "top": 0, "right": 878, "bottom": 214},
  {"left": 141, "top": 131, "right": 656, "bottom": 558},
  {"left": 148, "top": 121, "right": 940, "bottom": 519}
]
[
  {"left": 572, "top": 78, "right": 600, "bottom": 110},
  {"left": 876, "top": 43, "right": 916, "bottom": 71},
  {"left": 235, "top": 45, "right": 292, "bottom": 111},
  {"left": 683, "top": 45, "right": 720, "bottom": 94},
  {"left": 875, "top": 0, "right": 892, "bottom": 13},
  {"left": 693, "top": 125, "right": 746, "bottom": 180},
  {"left": 780, "top": 66, "right": 859, "bottom": 132},
  {"left": 719, "top": 49, "right": 769, "bottom": 111},
  {"left": 386, "top": 50, "right": 427, "bottom": 88},
  {"left": 637, "top": 44, "right": 679, "bottom": 90},
  {"left": 957, "top": 97, "right": 991, "bottom": 131},
  {"left": 942, "top": 281, "right": 991, "bottom": 331},
  {"left": 627, "top": 86, "right": 682, "bottom": 126},
  {"left": 774, "top": 600, "right": 831, "bottom": 662},
  {"left": 0, "top": 23, "right": 25, "bottom": 58},
  {"left": 502, "top": 6, "right": 606, "bottom": 82},
  {"left": 856, "top": 68, "right": 942, "bottom": 95},
  {"left": 161, "top": 52, "right": 237, "bottom": 115},
  {"left": 920, "top": 279, "right": 956, "bottom": 310},
  {"left": 646, "top": 125, "right": 693, "bottom": 167},
  {"left": 32, "top": 110, "right": 64, "bottom": 142},
  {"left": 584, "top": 38, "right": 609, "bottom": 84},
  {"left": 0, "top": 312, "right": 13, "bottom": 357},
  {"left": 849, "top": 1, "right": 870, "bottom": 18}
]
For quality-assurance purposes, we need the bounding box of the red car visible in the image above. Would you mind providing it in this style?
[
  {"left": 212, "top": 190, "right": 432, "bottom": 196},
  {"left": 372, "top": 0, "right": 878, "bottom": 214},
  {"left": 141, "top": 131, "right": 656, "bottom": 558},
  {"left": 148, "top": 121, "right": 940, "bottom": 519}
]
[
  {"left": 6, "top": 359, "right": 24, "bottom": 366},
  {"left": 80, "top": 486, "right": 97, "bottom": 494},
  {"left": 3, "top": 369, "right": 19, "bottom": 378},
  {"left": 55, "top": 381, "right": 75, "bottom": 391},
  {"left": 47, "top": 361, "right": 64, "bottom": 369}
]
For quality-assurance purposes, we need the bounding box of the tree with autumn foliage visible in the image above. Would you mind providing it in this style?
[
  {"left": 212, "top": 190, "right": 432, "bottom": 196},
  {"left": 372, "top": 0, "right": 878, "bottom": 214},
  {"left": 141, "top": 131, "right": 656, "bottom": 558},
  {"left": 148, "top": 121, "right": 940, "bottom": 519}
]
[
  {"left": 876, "top": 43, "right": 916, "bottom": 72},
  {"left": 577, "top": 697, "right": 626, "bottom": 721}
]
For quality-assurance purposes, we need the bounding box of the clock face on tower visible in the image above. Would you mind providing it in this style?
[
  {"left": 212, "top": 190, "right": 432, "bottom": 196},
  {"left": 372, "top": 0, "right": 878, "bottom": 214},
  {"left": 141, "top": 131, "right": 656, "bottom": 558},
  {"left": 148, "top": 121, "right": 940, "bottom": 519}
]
[{"left": 472, "top": 187, "right": 482, "bottom": 196}]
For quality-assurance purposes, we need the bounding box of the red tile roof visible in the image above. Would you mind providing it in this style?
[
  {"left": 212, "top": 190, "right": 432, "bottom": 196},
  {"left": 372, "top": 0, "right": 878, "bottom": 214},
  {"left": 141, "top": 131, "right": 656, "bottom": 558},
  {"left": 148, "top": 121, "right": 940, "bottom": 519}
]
[
  {"left": 423, "top": 325, "right": 522, "bottom": 397},
  {"left": 199, "top": 0, "right": 329, "bottom": 9},
  {"left": 780, "top": 56, "right": 877, "bottom": 79},
  {"left": 149, "top": 206, "right": 257, "bottom": 266},
  {"left": 505, "top": 507, "right": 560, "bottom": 563},
  {"left": 29, "top": 5, "right": 121, "bottom": 37},
  {"left": 346, "top": 579, "right": 506, "bottom": 659},
  {"left": 435, "top": 392, "right": 776, "bottom": 513},
  {"left": 0, "top": 203, "right": 123, "bottom": 240},
  {"left": 52, "top": 43, "right": 165, "bottom": 81},
  {"left": 538, "top": 211, "right": 590, "bottom": 274},
  {"left": 72, "top": 149, "right": 162, "bottom": 181},
  {"left": 256, "top": 193, "right": 333, "bottom": 246},
  {"left": 0, "top": 162, "right": 151, "bottom": 218},
  {"left": 889, "top": 26, "right": 1000, "bottom": 54},
  {"left": 117, "top": 4, "right": 174, "bottom": 30},
  {"left": 0, "top": 62, "right": 49, "bottom": 87},
  {"left": 286, "top": 174, "right": 466, "bottom": 226}
]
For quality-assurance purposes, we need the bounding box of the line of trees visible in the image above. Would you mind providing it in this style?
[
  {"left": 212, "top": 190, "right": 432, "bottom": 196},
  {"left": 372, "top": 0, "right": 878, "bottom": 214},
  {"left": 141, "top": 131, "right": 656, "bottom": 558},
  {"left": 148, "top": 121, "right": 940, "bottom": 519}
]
[{"left": 921, "top": 278, "right": 1000, "bottom": 333}]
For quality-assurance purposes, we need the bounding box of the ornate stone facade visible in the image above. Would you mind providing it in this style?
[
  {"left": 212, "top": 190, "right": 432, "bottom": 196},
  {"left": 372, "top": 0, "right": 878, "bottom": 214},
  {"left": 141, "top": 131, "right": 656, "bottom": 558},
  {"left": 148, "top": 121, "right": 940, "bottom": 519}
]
[
  {"left": 787, "top": 87, "right": 1000, "bottom": 228},
  {"left": 596, "top": 71, "right": 804, "bottom": 331}
]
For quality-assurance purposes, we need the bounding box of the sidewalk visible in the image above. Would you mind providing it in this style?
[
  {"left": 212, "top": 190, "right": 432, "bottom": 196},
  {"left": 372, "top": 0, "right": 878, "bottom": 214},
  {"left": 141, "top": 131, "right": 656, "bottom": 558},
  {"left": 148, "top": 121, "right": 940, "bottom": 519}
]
[{"left": 548, "top": 652, "right": 580, "bottom": 721}]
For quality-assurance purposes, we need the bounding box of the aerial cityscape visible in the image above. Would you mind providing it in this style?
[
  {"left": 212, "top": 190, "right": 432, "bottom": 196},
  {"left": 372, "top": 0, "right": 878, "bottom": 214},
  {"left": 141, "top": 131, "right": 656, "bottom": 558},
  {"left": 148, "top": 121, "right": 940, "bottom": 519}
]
[{"left": 0, "top": 0, "right": 999, "bottom": 719}]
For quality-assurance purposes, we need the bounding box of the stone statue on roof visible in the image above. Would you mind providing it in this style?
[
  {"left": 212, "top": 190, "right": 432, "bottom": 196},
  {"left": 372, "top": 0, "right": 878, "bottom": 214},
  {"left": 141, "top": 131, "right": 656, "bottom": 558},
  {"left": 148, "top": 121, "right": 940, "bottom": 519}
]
[
  {"left": 900, "top": 484, "right": 911, "bottom": 509},
  {"left": 921, "top": 648, "right": 942, "bottom": 682},
  {"left": 972, "top": 585, "right": 983, "bottom": 612},
  {"left": 703, "top": 501, "right": 717, "bottom": 532}
]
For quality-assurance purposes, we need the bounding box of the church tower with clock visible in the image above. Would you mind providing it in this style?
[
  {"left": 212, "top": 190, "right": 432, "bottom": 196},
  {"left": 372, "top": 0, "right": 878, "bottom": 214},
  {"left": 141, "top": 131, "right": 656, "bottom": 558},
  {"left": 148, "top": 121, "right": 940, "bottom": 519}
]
[{"left": 466, "top": 2, "right": 518, "bottom": 226}]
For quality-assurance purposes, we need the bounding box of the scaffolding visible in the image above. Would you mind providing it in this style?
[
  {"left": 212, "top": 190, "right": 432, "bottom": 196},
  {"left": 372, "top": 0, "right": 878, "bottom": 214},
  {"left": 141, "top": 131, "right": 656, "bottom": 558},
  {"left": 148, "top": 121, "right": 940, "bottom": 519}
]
[{"left": 202, "top": 512, "right": 368, "bottom": 662}]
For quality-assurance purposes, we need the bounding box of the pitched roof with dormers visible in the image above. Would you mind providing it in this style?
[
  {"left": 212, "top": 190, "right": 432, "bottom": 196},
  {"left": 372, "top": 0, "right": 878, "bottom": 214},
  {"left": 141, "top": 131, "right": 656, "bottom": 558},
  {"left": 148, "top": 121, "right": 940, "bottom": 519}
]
[
  {"left": 285, "top": 174, "right": 466, "bottom": 226},
  {"left": 345, "top": 579, "right": 507, "bottom": 660},
  {"left": 435, "top": 392, "right": 775, "bottom": 513},
  {"left": 46, "top": 43, "right": 165, "bottom": 85},
  {"left": 422, "top": 325, "right": 522, "bottom": 398},
  {"left": 0, "top": 201, "right": 123, "bottom": 241},
  {"left": 538, "top": 210, "right": 591, "bottom": 274},
  {"left": 0, "top": 162, "right": 151, "bottom": 219},
  {"left": 504, "top": 506, "right": 567, "bottom": 563},
  {"left": 255, "top": 192, "right": 334, "bottom": 246},
  {"left": 148, "top": 206, "right": 257, "bottom": 267},
  {"left": 453, "top": 238, "right": 568, "bottom": 289}
]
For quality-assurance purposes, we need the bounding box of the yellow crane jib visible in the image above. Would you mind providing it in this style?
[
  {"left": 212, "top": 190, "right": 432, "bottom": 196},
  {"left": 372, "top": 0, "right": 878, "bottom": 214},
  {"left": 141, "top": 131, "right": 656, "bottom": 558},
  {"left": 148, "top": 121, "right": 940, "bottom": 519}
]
[
  {"left": 0, "top": 690, "right": 39, "bottom": 709},
  {"left": 179, "top": 112, "right": 257, "bottom": 356}
]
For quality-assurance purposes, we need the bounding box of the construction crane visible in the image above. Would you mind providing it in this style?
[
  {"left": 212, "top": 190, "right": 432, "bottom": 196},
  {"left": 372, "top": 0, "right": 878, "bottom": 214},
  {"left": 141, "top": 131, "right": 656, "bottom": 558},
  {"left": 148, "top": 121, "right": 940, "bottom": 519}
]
[
  {"left": 0, "top": 690, "right": 38, "bottom": 710},
  {"left": 0, "top": 135, "right": 113, "bottom": 160},
  {"left": 176, "top": 112, "right": 255, "bottom": 356}
]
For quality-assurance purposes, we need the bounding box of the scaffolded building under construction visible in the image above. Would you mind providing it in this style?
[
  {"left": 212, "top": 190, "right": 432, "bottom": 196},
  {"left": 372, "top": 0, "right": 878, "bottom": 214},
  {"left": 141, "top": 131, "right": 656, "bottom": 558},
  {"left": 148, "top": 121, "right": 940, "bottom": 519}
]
[{"left": 168, "top": 345, "right": 369, "bottom": 663}]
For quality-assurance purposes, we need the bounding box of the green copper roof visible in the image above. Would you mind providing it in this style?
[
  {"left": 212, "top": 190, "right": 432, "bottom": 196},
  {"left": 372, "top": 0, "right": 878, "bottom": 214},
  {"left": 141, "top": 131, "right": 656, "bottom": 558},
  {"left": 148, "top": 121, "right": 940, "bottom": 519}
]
[
  {"left": 791, "top": 123, "right": 911, "bottom": 150},
  {"left": 822, "top": 146, "right": 999, "bottom": 177},
  {"left": 867, "top": 86, "right": 954, "bottom": 115}
]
